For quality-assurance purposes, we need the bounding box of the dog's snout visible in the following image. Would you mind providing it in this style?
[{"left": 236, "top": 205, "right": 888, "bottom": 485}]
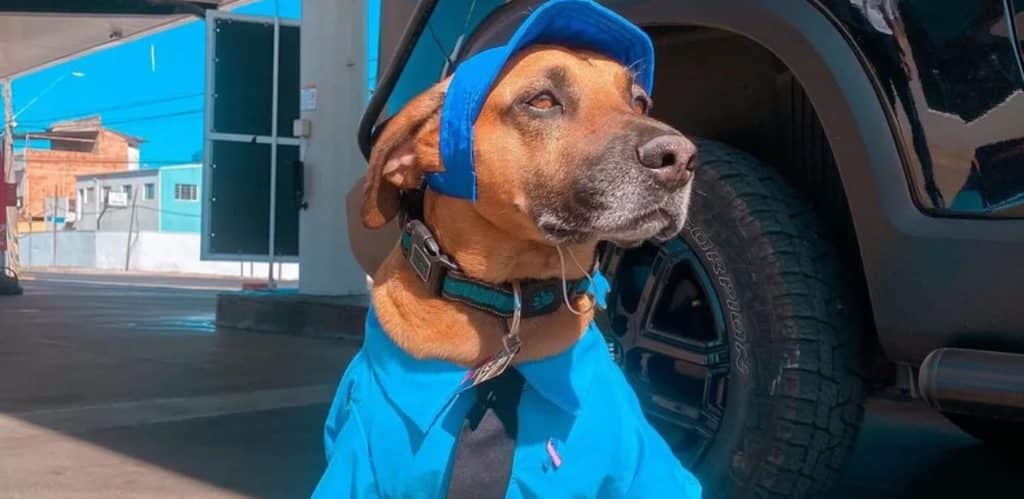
[{"left": 636, "top": 134, "right": 697, "bottom": 187}]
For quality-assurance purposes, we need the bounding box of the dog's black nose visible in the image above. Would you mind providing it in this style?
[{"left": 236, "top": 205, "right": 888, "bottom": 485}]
[{"left": 636, "top": 134, "right": 697, "bottom": 187}]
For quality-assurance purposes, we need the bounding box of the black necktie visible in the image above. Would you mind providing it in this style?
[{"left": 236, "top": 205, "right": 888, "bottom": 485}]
[{"left": 446, "top": 368, "right": 525, "bottom": 499}]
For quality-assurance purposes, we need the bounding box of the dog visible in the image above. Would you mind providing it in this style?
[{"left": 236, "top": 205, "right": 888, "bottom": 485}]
[{"left": 313, "top": 3, "right": 701, "bottom": 498}]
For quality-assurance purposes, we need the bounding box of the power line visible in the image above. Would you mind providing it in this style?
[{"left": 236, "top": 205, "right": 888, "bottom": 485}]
[
  {"left": 103, "top": 109, "right": 202, "bottom": 126},
  {"left": 15, "top": 108, "right": 202, "bottom": 136},
  {"left": 18, "top": 158, "right": 197, "bottom": 165},
  {"left": 16, "top": 92, "right": 204, "bottom": 125},
  {"left": 135, "top": 205, "right": 201, "bottom": 218},
  {"left": 80, "top": 206, "right": 202, "bottom": 218}
]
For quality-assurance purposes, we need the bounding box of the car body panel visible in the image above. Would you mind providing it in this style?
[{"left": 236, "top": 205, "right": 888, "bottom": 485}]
[{"left": 822, "top": 0, "right": 1024, "bottom": 218}]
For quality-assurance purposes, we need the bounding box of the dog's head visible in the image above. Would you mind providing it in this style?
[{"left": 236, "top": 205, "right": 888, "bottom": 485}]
[{"left": 363, "top": 45, "right": 695, "bottom": 248}]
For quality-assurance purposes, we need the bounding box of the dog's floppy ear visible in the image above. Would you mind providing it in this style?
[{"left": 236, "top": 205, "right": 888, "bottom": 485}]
[{"left": 362, "top": 80, "right": 449, "bottom": 229}]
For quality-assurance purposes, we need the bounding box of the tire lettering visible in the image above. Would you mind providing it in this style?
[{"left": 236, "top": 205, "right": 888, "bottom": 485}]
[{"left": 687, "top": 226, "right": 751, "bottom": 376}]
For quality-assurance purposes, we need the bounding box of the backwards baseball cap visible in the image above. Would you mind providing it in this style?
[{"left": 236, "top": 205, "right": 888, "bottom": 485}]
[{"left": 430, "top": 0, "right": 655, "bottom": 200}]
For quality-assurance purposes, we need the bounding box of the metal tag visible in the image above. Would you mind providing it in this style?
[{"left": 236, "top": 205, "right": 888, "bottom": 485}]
[
  {"left": 467, "top": 281, "right": 524, "bottom": 388},
  {"left": 468, "top": 340, "right": 521, "bottom": 387}
]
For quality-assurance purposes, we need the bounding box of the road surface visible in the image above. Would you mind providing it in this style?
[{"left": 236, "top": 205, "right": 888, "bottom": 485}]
[{"left": 0, "top": 271, "right": 1017, "bottom": 498}]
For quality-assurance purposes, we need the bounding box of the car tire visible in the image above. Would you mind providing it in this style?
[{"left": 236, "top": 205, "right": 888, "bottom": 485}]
[{"left": 602, "top": 140, "right": 866, "bottom": 498}]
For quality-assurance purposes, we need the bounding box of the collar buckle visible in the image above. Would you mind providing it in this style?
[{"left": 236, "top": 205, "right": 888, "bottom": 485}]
[{"left": 403, "top": 219, "right": 456, "bottom": 295}]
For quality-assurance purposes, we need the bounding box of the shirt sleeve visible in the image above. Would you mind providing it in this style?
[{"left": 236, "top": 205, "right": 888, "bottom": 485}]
[
  {"left": 624, "top": 421, "right": 703, "bottom": 499},
  {"left": 312, "top": 354, "right": 380, "bottom": 499}
]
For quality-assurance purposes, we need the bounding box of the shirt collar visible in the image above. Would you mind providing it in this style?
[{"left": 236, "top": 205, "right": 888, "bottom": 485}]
[{"left": 362, "top": 307, "right": 607, "bottom": 434}]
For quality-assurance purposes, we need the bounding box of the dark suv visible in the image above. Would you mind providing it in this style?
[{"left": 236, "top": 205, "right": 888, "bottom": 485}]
[{"left": 362, "top": 1, "right": 1024, "bottom": 497}]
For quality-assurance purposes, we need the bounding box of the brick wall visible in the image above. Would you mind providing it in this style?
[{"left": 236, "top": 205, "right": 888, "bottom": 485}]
[{"left": 22, "top": 130, "right": 135, "bottom": 220}]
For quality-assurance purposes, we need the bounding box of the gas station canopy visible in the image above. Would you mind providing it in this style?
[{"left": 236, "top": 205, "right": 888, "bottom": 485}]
[{"left": 0, "top": 0, "right": 249, "bottom": 79}]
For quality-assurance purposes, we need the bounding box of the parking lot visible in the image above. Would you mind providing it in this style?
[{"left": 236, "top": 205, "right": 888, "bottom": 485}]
[{"left": 0, "top": 272, "right": 1018, "bottom": 498}]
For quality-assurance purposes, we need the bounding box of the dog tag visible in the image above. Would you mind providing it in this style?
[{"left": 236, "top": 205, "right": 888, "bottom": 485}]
[
  {"left": 466, "top": 281, "right": 524, "bottom": 388},
  {"left": 469, "top": 341, "right": 520, "bottom": 387}
]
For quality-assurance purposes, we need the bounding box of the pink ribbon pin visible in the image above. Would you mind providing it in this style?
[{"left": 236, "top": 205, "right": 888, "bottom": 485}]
[{"left": 546, "top": 438, "right": 562, "bottom": 469}]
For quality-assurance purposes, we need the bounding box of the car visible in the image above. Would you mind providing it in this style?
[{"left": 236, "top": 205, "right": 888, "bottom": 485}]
[{"left": 360, "top": 1, "right": 1024, "bottom": 497}]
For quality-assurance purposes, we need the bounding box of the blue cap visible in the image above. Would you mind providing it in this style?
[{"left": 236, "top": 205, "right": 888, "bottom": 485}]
[{"left": 430, "top": 0, "right": 655, "bottom": 200}]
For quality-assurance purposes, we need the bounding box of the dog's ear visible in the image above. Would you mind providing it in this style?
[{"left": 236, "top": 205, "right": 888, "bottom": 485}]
[{"left": 362, "top": 80, "right": 449, "bottom": 229}]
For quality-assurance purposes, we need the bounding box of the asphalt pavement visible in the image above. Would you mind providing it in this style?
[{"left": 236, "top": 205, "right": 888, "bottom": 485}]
[
  {"left": 0, "top": 271, "right": 353, "bottom": 498},
  {"left": 0, "top": 270, "right": 1019, "bottom": 498}
]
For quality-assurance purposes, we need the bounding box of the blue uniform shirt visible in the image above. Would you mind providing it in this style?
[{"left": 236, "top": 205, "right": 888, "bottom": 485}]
[{"left": 312, "top": 287, "right": 702, "bottom": 498}]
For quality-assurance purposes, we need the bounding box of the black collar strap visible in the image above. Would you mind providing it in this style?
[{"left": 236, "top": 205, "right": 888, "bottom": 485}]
[{"left": 400, "top": 219, "right": 589, "bottom": 319}]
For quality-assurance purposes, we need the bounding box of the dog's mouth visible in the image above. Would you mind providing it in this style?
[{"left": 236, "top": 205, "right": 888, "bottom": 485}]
[{"left": 537, "top": 186, "right": 691, "bottom": 246}]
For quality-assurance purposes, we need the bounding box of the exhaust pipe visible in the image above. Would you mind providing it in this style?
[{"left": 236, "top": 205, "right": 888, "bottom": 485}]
[{"left": 918, "top": 348, "right": 1024, "bottom": 420}]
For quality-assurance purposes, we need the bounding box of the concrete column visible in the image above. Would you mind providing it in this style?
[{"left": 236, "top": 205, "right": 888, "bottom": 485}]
[
  {"left": 298, "top": 0, "right": 368, "bottom": 295},
  {"left": 2, "top": 79, "right": 14, "bottom": 271}
]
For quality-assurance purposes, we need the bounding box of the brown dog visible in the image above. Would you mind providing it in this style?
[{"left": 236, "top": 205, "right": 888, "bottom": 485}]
[
  {"left": 361, "top": 44, "right": 696, "bottom": 367},
  {"left": 314, "top": 43, "right": 704, "bottom": 499}
]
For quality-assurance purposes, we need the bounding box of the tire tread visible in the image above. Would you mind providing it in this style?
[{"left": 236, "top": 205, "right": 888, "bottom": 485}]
[{"left": 694, "top": 140, "right": 865, "bottom": 499}]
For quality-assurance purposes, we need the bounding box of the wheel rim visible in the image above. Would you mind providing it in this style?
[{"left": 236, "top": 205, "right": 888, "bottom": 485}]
[{"left": 598, "top": 239, "right": 729, "bottom": 466}]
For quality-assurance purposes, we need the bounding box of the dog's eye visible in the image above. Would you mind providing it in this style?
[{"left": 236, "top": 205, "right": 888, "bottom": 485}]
[{"left": 526, "top": 92, "right": 561, "bottom": 111}]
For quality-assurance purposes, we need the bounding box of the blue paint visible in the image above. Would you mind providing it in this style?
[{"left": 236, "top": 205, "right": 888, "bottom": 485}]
[{"left": 158, "top": 165, "right": 202, "bottom": 232}]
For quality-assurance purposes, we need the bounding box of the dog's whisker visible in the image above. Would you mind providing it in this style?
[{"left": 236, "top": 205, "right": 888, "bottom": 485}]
[{"left": 555, "top": 245, "right": 595, "bottom": 316}]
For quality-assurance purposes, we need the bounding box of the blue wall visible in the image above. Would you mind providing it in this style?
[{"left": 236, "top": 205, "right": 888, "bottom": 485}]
[{"left": 159, "top": 165, "right": 203, "bottom": 232}]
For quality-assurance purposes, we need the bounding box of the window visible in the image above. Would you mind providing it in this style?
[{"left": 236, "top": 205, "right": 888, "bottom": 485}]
[
  {"left": 78, "top": 189, "right": 85, "bottom": 203},
  {"left": 85, "top": 187, "right": 94, "bottom": 203},
  {"left": 144, "top": 183, "right": 155, "bottom": 200},
  {"left": 174, "top": 183, "right": 198, "bottom": 201},
  {"left": 123, "top": 184, "right": 133, "bottom": 200}
]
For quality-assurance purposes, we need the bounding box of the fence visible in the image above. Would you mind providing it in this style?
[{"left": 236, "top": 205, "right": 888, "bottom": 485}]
[{"left": 19, "top": 231, "right": 299, "bottom": 280}]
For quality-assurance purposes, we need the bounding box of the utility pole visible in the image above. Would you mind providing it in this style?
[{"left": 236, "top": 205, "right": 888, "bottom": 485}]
[
  {"left": 51, "top": 185, "right": 57, "bottom": 266},
  {"left": 1, "top": 79, "right": 16, "bottom": 272},
  {"left": 124, "top": 188, "right": 138, "bottom": 271},
  {"left": 50, "top": 184, "right": 58, "bottom": 270},
  {"left": 94, "top": 177, "right": 100, "bottom": 230}
]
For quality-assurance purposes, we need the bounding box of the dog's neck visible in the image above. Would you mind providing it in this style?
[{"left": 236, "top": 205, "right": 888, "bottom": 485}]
[{"left": 370, "top": 192, "right": 597, "bottom": 367}]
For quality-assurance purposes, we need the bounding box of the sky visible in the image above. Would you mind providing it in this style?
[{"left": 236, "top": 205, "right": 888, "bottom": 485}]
[{"left": 8, "top": 0, "right": 335, "bottom": 168}]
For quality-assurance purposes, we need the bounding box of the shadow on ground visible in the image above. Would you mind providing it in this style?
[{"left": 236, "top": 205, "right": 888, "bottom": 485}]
[{"left": 72, "top": 404, "right": 331, "bottom": 498}]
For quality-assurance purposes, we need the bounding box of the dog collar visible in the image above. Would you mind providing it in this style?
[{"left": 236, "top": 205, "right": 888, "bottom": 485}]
[
  {"left": 400, "top": 219, "right": 589, "bottom": 319},
  {"left": 432, "top": 0, "right": 655, "bottom": 201}
]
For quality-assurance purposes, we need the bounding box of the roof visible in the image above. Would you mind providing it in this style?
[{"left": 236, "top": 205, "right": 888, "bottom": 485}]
[
  {"left": 12, "top": 116, "right": 146, "bottom": 146},
  {"left": 0, "top": 1, "right": 252, "bottom": 79},
  {"left": 74, "top": 168, "right": 159, "bottom": 182},
  {"left": 74, "top": 163, "right": 201, "bottom": 182},
  {"left": 49, "top": 116, "right": 145, "bottom": 146}
]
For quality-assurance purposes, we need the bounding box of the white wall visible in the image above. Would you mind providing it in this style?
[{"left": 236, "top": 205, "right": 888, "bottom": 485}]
[
  {"left": 297, "top": 0, "right": 368, "bottom": 295},
  {"left": 19, "top": 231, "right": 299, "bottom": 280}
]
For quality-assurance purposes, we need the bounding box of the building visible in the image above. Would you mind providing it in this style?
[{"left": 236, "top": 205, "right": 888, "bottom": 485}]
[
  {"left": 157, "top": 164, "right": 202, "bottom": 233},
  {"left": 74, "top": 163, "right": 201, "bottom": 233},
  {"left": 14, "top": 116, "right": 142, "bottom": 228},
  {"left": 75, "top": 169, "right": 158, "bottom": 232}
]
